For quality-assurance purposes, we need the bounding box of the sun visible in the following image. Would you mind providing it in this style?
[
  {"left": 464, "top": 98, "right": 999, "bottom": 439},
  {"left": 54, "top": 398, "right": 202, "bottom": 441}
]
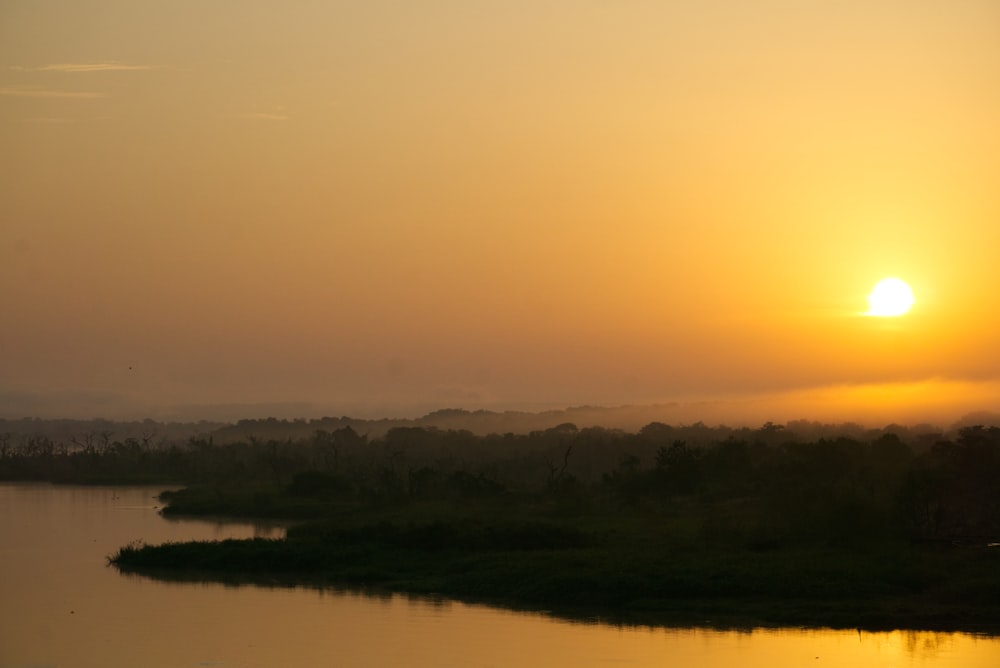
[{"left": 864, "top": 277, "right": 915, "bottom": 317}]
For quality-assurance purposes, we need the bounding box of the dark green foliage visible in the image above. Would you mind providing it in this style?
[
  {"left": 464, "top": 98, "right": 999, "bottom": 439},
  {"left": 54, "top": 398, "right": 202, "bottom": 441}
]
[
  {"left": 286, "top": 470, "right": 355, "bottom": 498},
  {"left": 898, "top": 426, "right": 1000, "bottom": 538},
  {"left": 654, "top": 440, "right": 702, "bottom": 495},
  {"left": 289, "top": 518, "right": 590, "bottom": 551},
  {"left": 110, "top": 499, "right": 1000, "bottom": 632},
  {"left": 7, "top": 419, "right": 997, "bottom": 543}
]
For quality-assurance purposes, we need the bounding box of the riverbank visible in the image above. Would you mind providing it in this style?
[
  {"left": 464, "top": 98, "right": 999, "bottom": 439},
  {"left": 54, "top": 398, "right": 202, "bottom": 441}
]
[{"left": 111, "top": 495, "right": 1000, "bottom": 633}]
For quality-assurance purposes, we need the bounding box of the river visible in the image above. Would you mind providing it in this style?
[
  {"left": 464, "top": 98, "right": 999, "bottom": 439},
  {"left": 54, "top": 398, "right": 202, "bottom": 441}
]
[{"left": 0, "top": 483, "right": 996, "bottom": 668}]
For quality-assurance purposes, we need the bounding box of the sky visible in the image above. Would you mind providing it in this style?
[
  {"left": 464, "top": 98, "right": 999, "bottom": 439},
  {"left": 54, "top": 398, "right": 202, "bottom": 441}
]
[{"left": 2, "top": 1, "right": 999, "bottom": 425}]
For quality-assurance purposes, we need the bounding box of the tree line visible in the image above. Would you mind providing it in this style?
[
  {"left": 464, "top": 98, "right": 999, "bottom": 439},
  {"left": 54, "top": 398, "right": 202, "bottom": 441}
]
[{"left": 2, "top": 421, "right": 998, "bottom": 545}]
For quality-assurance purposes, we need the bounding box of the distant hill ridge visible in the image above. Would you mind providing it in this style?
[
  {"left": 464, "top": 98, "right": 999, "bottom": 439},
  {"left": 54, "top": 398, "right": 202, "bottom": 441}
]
[{"left": 2, "top": 405, "right": 998, "bottom": 447}]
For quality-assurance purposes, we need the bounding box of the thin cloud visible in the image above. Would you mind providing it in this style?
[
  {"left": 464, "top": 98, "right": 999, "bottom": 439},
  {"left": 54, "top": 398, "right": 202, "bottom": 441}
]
[
  {"left": 240, "top": 112, "right": 289, "bottom": 121},
  {"left": 0, "top": 86, "right": 104, "bottom": 98},
  {"left": 15, "top": 62, "right": 153, "bottom": 73},
  {"left": 21, "top": 117, "right": 78, "bottom": 124}
]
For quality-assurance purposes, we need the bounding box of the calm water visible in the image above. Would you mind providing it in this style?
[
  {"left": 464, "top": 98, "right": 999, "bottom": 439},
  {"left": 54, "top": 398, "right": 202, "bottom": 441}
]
[{"left": 1, "top": 483, "right": 997, "bottom": 668}]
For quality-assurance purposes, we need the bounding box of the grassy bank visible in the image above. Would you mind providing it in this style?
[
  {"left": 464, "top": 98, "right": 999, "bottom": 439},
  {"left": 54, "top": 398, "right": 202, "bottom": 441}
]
[{"left": 111, "top": 493, "right": 1000, "bottom": 633}]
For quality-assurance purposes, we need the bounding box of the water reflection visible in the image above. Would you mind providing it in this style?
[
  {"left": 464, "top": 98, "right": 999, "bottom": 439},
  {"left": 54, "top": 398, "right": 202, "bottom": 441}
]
[
  {"left": 2, "top": 483, "right": 997, "bottom": 668},
  {"left": 105, "top": 566, "right": 1000, "bottom": 667},
  {"left": 160, "top": 513, "right": 287, "bottom": 539}
]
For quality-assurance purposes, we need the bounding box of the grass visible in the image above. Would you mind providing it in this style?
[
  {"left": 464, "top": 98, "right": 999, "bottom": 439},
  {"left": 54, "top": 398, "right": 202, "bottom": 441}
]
[{"left": 110, "top": 491, "right": 1000, "bottom": 633}]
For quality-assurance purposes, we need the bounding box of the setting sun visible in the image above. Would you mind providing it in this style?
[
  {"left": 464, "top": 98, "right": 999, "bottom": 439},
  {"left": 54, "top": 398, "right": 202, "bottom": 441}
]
[
  {"left": 1, "top": 0, "right": 998, "bottom": 424},
  {"left": 865, "top": 278, "right": 915, "bottom": 317}
]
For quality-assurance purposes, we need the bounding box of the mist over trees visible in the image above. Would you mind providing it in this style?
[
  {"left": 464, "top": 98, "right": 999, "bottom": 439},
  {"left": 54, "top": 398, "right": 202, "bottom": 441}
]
[
  {"left": 2, "top": 413, "right": 998, "bottom": 544},
  {"left": 6, "top": 404, "right": 995, "bottom": 445}
]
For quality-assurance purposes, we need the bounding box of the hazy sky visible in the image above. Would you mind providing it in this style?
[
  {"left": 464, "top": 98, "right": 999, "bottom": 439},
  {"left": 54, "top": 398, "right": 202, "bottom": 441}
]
[{"left": 2, "top": 1, "right": 999, "bottom": 423}]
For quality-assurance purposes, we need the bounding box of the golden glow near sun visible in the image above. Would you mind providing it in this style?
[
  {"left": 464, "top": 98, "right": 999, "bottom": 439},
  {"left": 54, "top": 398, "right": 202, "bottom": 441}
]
[
  {"left": 865, "top": 278, "right": 915, "bottom": 317},
  {"left": 1, "top": 1, "right": 998, "bottom": 423}
]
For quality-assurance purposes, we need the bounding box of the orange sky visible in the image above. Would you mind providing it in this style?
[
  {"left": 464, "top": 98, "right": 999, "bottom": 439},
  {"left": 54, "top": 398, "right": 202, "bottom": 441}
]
[{"left": 2, "top": 1, "right": 998, "bottom": 424}]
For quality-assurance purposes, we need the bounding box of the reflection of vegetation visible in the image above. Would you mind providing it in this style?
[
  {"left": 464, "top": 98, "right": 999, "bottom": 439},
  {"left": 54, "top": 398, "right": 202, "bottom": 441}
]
[{"left": 899, "top": 630, "right": 952, "bottom": 659}]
